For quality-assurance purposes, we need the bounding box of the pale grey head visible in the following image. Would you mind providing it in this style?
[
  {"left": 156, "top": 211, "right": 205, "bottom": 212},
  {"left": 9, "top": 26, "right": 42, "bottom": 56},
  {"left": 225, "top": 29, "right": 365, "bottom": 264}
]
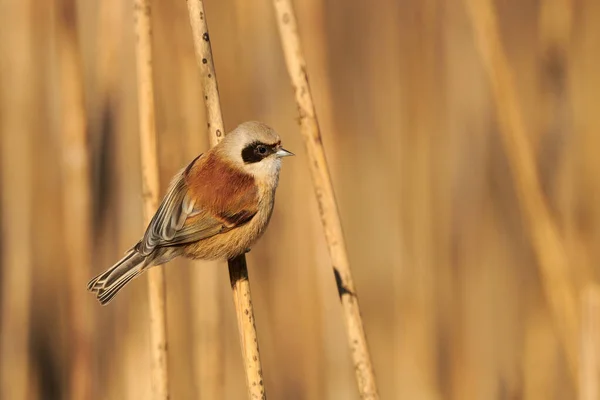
[{"left": 216, "top": 121, "right": 294, "bottom": 180}]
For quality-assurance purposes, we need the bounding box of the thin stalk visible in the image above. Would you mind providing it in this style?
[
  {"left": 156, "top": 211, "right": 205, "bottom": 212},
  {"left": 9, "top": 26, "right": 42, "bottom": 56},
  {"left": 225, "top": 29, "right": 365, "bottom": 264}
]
[
  {"left": 272, "top": 1, "right": 379, "bottom": 398},
  {"left": 0, "top": 1, "right": 34, "bottom": 399},
  {"left": 133, "top": 0, "right": 169, "bottom": 398},
  {"left": 185, "top": 0, "right": 224, "bottom": 148},
  {"left": 55, "top": 0, "right": 94, "bottom": 397},
  {"left": 463, "top": 0, "right": 579, "bottom": 383},
  {"left": 580, "top": 285, "right": 600, "bottom": 400},
  {"left": 186, "top": 1, "right": 266, "bottom": 399}
]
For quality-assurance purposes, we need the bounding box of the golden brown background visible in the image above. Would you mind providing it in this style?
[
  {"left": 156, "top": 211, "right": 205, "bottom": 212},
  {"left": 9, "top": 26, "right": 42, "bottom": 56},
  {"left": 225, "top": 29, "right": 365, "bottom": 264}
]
[{"left": 1, "top": 0, "right": 599, "bottom": 399}]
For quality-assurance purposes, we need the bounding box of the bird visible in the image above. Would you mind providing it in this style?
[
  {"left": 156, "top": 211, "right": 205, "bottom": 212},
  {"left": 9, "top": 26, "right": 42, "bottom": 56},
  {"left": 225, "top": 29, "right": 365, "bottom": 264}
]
[{"left": 87, "top": 121, "right": 294, "bottom": 305}]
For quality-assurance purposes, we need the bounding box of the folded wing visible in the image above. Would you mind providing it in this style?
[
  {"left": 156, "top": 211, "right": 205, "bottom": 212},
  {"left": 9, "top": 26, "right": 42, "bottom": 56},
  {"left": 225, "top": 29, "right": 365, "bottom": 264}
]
[{"left": 136, "top": 153, "right": 259, "bottom": 255}]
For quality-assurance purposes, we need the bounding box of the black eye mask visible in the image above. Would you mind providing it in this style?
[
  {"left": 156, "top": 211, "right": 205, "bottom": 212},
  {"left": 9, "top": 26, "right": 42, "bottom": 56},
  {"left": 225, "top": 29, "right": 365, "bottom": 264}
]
[{"left": 241, "top": 141, "right": 278, "bottom": 164}]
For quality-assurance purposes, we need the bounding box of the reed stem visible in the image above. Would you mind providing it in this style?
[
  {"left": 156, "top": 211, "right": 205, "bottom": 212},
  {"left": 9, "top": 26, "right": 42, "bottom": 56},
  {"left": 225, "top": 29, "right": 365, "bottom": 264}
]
[
  {"left": 186, "top": 1, "right": 266, "bottom": 398},
  {"left": 133, "top": 0, "right": 169, "bottom": 398},
  {"left": 55, "top": 0, "right": 94, "bottom": 397},
  {"left": 0, "top": 1, "right": 34, "bottom": 399},
  {"left": 580, "top": 285, "right": 600, "bottom": 400},
  {"left": 463, "top": 0, "right": 579, "bottom": 383},
  {"left": 272, "top": 1, "right": 379, "bottom": 398}
]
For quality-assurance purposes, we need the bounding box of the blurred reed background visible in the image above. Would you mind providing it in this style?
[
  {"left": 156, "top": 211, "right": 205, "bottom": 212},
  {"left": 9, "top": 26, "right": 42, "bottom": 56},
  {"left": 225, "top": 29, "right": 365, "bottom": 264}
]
[{"left": 1, "top": 0, "right": 599, "bottom": 399}]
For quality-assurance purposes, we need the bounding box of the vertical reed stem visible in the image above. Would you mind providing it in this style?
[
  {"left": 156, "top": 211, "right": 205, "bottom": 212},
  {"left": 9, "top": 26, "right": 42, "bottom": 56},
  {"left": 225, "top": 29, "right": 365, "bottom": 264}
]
[
  {"left": 133, "top": 0, "right": 169, "bottom": 398},
  {"left": 272, "top": 1, "right": 379, "bottom": 398},
  {"left": 0, "top": 1, "right": 34, "bottom": 399},
  {"left": 580, "top": 285, "right": 600, "bottom": 400},
  {"left": 55, "top": 0, "right": 94, "bottom": 397},
  {"left": 186, "top": 1, "right": 266, "bottom": 398},
  {"left": 463, "top": 0, "right": 579, "bottom": 383}
]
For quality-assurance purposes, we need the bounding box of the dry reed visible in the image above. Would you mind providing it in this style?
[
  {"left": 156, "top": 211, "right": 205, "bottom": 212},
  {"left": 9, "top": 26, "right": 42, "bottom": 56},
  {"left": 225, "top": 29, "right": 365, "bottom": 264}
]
[
  {"left": 0, "top": 1, "right": 36, "bottom": 400},
  {"left": 0, "top": 1, "right": 34, "bottom": 399},
  {"left": 133, "top": 0, "right": 169, "bottom": 398},
  {"left": 55, "top": 0, "right": 94, "bottom": 397},
  {"left": 272, "top": 0, "right": 379, "bottom": 398},
  {"left": 463, "top": 0, "right": 580, "bottom": 383},
  {"left": 580, "top": 285, "right": 600, "bottom": 400},
  {"left": 186, "top": 1, "right": 266, "bottom": 399}
]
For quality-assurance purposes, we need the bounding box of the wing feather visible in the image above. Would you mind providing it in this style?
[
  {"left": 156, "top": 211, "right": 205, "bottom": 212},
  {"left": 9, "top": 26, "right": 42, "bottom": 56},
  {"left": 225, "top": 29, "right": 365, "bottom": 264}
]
[{"left": 135, "top": 153, "right": 258, "bottom": 255}]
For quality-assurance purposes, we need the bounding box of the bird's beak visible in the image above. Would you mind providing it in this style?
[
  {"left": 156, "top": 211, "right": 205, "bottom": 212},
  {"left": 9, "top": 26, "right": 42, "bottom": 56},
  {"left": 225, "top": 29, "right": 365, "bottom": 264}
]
[{"left": 275, "top": 148, "right": 294, "bottom": 158}]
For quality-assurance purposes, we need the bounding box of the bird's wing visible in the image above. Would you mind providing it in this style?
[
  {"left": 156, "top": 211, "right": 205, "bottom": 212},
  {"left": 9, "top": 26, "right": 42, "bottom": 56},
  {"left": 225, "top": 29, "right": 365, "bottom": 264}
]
[{"left": 136, "top": 153, "right": 259, "bottom": 255}]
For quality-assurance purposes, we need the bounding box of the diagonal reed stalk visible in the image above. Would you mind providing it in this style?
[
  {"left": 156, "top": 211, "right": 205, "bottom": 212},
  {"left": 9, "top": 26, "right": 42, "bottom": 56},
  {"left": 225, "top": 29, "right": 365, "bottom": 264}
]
[
  {"left": 463, "top": 0, "right": 579, "bottom": 384},
  {"left": 55, "top": 0, "right": 94, "bottom": 397},
  {"left": 132, "top": 0, "right": 169, "bottom": 398},
  {"left": 272, "top": 1, "right": 379, "bottom": 398},
  {"left": 186, "top": 1, "right": 266, "bottom": 399}
]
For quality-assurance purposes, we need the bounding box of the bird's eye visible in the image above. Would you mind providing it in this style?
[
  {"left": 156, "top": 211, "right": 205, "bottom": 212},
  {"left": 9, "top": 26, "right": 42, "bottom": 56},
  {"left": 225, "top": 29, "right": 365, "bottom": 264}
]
[{"left": 256, "top": 145, "right": 268, "bottom": 155}]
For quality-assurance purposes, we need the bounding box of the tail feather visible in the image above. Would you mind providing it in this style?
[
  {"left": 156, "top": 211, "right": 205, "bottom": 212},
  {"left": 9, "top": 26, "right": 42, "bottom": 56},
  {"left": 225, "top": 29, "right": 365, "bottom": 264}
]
[
  {"left": 88, "top": 250, "right": 147, "bottom": 305},
  {"left": 96, "top": 267, "right": 144, "bottom": 305}
]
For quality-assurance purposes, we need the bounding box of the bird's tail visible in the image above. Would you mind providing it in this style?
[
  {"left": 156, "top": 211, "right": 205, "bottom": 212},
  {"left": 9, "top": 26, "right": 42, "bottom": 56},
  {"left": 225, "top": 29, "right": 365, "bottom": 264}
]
[{"left": 87, "top": 249, "right": 147, "bottom": 305}]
